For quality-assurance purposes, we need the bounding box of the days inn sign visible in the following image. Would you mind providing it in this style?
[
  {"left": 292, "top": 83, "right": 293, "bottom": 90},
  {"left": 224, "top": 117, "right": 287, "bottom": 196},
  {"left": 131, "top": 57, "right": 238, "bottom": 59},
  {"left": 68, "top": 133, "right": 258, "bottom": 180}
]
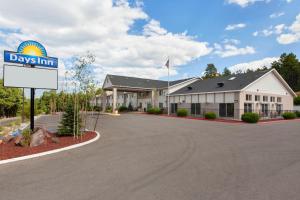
[{"left": 4, "top": 40, "right": 58, "bottom": 68}]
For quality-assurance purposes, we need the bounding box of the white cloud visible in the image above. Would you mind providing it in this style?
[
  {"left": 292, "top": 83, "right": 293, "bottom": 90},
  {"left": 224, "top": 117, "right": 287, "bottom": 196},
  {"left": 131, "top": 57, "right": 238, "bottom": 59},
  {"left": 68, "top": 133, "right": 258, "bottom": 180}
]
[
  {"left": 223, "top": 38, "right": 241, "bottom": 45},
  {"left": 226, "top": 0, "right": 271, "bottom": 7},
  {"left": 214, "top": 40, "right": 255, "bottom": 58},
  {"left": 225, "top": 23, "right": 246, "bottom": 31},
  {"left": 277, "top": 13, "right": 300, "bottom": 44},
  {"left": 229, "top": 57, "right": 278, "bottom": 72},
  {"left": 254, "top": 24, "right": 287, "bottom": 37},
  {"left": 253, "top": 31, "right": 259, "bottom": 36},
  {"left": 270, "top": 12, "right": 285, "bottom": 19},
  {"left": 0, "top": 0, "right": 212, "bottom": 85}
]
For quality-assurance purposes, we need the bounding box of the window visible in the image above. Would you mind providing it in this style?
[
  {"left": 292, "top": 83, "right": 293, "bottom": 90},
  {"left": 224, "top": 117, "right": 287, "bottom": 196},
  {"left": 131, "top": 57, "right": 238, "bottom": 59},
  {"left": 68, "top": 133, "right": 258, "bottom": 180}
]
[
  {"left": 159, "top": 103, "right": 163, "bottom": 109},
  {"left": 171, "top": 103, "right": 178, "bottom": 114},
  {"left": 261, "top": 104, "right": 269, "bottom": 117},
  {"left": 244, "top": 103, "right": 253, "bottom": 113},
  {"left": 263, "top": 96, "right": 268, "bottom": 102},
  {"left": 270, "top": 97, "right": 275, "bottom": 102},
  {"left": 219, "top": 103, "right": 234, "bottom": 117},
  {"left": 277, "top": 97, "right": 282, "bottom": 103},
  {"left": 191, "top": 103, "right": 201, "bottom": 115},
  {"left": 276, "top": 104, "right": 282, "bottom": 115},
  {"left": 255, "top": 95, "right": 260, "bottom": 101},
  {"left": 159, "top": 90, "right": 163, "bottom": 96},
  {"left": 246, "top": 94, "right": 252, "bottom": 101}
]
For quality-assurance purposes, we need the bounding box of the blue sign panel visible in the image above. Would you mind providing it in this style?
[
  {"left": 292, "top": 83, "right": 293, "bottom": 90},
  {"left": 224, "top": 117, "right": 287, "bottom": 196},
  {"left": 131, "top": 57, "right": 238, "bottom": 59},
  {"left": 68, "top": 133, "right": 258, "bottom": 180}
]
[
  {"left": 4, "top": 51, "right": 58, "bottom": 68},
  {"left": 3, "top": 40, "right": 58, "bottom": 68}
]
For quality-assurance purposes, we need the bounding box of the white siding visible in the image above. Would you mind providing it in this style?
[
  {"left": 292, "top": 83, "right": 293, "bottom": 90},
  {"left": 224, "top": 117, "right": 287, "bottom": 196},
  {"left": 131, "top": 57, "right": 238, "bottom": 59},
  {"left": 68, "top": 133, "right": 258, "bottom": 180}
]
[
  {"left": 192, "top": 94, "right": 198, "bottom": 103},
  {"left": 207, "top": 94, "right": 214, "bottom": 103},
  {"left": 215, "top": 93, "right": 224, "bottom": 103},
  {"left": 185, "top": 95, "right": 191, "bottom": 103},
  {"left": 244, "top": 72, "right": 292, "bottom": 96},
  {"left": 103, "top": 77, "right": 112, "bottom": 88},
  {"left": 225, "top": 93, "right": 235, "bottom": 103},
  {"left": 199, "top": 94, "right": 205, "bottom": 103}
]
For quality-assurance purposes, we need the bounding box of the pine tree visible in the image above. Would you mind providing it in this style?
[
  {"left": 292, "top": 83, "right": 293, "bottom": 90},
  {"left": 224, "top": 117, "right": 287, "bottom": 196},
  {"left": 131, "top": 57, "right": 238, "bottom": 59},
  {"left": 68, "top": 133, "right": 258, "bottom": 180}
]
[
  {"left": 57, "top": 99, "right": 81, "bottom": 136},
  {"left": 222, "top": 67, "right": 232, "bottom": 76}
]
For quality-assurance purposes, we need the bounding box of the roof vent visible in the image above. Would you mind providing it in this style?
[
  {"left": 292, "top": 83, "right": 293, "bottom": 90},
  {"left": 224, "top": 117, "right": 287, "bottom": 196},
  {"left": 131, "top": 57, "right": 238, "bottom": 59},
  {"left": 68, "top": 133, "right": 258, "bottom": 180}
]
[
  {"left": 217, "top": 82, "right": 224, "bottom": 87},
  {"left": 187, "top": 86, "right": 193, "bottom": 90},
  {"left": 228, "top": 77, "right": 236, "bottom": 80}
]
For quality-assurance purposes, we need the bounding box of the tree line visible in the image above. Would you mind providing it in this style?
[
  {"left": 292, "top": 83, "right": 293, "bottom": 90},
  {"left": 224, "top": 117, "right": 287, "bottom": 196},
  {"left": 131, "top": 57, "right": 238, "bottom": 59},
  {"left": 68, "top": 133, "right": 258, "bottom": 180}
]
[{"left": 203, "top": 53, "right": 300, "bottom": 93}]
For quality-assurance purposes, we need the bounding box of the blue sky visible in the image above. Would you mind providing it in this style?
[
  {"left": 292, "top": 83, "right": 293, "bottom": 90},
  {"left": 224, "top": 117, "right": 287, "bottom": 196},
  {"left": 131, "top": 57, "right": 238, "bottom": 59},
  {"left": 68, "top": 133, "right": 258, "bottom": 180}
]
[
  {"left": 140, "top": 0, "right": 300, "bottom": 80},
  {"left": 0, "top": 0, "right": 300, "bottom": 86}
]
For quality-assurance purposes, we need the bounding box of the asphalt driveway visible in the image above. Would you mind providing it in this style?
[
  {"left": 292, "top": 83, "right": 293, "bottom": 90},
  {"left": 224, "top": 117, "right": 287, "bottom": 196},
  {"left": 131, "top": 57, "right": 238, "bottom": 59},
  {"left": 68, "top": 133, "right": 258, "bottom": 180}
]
[{"left": 1, "top": 114, "right": 300, "bottom": 200}]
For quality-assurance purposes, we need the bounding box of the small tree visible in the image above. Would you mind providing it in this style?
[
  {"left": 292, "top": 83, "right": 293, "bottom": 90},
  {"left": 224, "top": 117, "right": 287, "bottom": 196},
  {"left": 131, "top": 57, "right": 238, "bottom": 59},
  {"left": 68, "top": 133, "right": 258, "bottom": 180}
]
[
  {"left": 222, "top": 67, "right": 232, "bottom": 76},
  {"left": 57, "top": 99, "right": 81, "bottom": 136},
  {"left": 203, "top": 64, "right": 218, "bottom": 79}
]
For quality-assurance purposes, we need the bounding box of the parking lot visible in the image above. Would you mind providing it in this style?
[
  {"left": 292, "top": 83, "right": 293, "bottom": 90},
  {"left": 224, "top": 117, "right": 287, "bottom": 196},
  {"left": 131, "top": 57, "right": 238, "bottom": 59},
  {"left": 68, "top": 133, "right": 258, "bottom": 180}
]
[{"left": 1, "top": 113, "right": 300, "bottom": 200}]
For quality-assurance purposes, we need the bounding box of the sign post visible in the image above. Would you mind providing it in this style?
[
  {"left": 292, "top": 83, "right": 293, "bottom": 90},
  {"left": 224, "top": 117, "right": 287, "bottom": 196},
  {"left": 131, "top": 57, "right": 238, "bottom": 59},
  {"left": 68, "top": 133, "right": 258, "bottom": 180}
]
[
  {"left": 3, "top": 40, "right": 58, "bottom": 132},
  {"left": 30, "top": 65, "right": 35, "bottom": 131}
]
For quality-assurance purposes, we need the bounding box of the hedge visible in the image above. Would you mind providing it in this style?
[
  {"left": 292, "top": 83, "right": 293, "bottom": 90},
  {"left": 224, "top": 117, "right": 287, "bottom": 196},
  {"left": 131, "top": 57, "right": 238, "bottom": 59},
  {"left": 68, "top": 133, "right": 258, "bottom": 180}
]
[
  {"left": 282, "top": 112, "right": 296, "bottom": 119},
  {"left": 118, "top": 106, "right": 128, "bottom": 112},
  {"left": 204, "top": 112, "right": 216, "bottom": 119},
  {"left": 295, "top": 111, "right": 300, "bottom": 118},
  {"left": 177, "top": 109, "right": 188, "bottom": 117},
  {"left": 147, "top": 107, "right": 162, "bottom": 115},
  {"left": 241, "top": 112, "right": 259, "bottom": 123}
]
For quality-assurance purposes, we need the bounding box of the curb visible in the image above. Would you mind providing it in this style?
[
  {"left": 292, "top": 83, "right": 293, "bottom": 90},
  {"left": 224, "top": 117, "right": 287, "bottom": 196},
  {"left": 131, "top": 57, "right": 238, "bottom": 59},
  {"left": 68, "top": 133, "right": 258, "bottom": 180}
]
[{"left": 0, "top": 131, "right": 100, "bottom": 165}]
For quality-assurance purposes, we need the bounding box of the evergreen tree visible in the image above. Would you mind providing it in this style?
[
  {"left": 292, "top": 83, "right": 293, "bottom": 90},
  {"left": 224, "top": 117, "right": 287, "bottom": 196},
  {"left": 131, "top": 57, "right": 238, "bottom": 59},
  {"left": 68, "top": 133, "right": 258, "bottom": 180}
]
[
  {"left": 271, "top": 53, "right": 300, "bottom": 92},
  {"left": 57, "top": 99, "right": 81, "bottom": 136},
  {"left": 203, "top": 64, "right": 218, "bottom": 79},
  {"left": 222, "top": 67, "right": 232, "bottom": 76}
]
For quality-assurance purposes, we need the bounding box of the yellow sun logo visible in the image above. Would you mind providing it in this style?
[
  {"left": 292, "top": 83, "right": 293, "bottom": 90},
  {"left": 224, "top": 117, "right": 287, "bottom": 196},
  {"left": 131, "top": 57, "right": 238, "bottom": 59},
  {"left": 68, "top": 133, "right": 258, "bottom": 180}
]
[{"left": 17, "top": 40, "right": 47, "bottom": 57}]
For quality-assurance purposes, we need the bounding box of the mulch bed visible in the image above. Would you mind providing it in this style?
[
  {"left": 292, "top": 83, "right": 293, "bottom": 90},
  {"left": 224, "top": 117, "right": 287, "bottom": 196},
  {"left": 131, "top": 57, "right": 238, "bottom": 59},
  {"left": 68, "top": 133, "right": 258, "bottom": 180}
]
[{"left": 0, "top": 131, "right": 96, "bottom": 160}]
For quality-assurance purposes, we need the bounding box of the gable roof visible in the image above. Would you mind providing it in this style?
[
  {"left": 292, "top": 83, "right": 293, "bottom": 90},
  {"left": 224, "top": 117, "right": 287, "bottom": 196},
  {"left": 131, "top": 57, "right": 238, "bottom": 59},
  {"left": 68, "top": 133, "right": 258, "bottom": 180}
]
[
  {"left": 103, "top": 74, "right": 193, "bottom": 89},
  {"left": 170, "top": 70, "right": 271, "bottom": 95}
]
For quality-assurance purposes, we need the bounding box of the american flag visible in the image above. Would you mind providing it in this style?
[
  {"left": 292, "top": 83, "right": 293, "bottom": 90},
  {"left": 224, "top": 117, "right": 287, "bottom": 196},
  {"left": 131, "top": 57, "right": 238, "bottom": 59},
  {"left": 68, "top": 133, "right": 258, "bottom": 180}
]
[{"left": 165, "top": 59, "right": 169, "bottom": 68}]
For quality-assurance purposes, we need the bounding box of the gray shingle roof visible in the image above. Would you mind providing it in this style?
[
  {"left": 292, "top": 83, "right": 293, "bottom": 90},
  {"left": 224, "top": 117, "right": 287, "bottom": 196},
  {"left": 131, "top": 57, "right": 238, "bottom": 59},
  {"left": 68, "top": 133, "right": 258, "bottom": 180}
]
[
  {"left": 106, "top": 74, "right": 192, "bottom": 89},
  {"left": 170, "top": 70, "right": 270, "bottom": 95}
]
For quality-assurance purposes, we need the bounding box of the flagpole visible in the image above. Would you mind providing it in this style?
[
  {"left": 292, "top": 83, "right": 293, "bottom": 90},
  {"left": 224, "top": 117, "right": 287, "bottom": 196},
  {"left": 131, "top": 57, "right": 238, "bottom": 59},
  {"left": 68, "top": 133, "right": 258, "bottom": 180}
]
[{"left": 167, "top": 58, "right": 170, "bottom": 116}]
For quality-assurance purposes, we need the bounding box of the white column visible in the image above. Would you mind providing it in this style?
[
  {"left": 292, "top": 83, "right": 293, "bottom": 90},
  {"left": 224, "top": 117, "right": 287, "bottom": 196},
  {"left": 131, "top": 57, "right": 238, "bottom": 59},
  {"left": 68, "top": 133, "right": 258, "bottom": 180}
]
[
  {"left": 151, "top": 89, "right": 156, "bottom": 108},
  {"left": 102, "top": 91, "right": 107, "bottom": 112},
  {"left": 113, "top": 88, "right": 117, "bottom": 113}
]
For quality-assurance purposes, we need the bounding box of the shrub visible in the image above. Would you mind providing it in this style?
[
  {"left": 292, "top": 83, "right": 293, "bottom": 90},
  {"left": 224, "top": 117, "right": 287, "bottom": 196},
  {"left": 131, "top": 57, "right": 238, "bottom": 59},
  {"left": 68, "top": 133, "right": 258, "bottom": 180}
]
[
  {"left": 147, "top": 107, "right": 162, "bottom": 115},
  {"left": 177, "top": 109, "right": 188, "bottom": 117},
  {"left": 21, "top": 128, "right": 32, "bottom": 147},
  {"left": 0, "top": 126, "right": 3, "bottom": 132},
  {"left": 241, "top": 112, "right": 259, "bottom": 123},
  {"left": 295, "top": 111, "right": 300, "bottom": 118},
  {"left": 118, "top": 106, "right": 128, "bottom": 112},
  {"left": 128, "top": 103, "right": 133, "bottom": 111},
  {"left": 282, "top": 112, "right": 296, "bottom": 120},
  {"left": 105, "top": 106, "right": 112, "bottom": 113},
  {"left": 8, "top": 122, "right": 15, "bottom": 127},
  {"left": 294, "top": 96, "right": 300, "bottom": 105},
  {"left": 205, "top": 112, "right": 216, "bottom": 119},
  {"left": 57, "top": 100, "right": 81, "bottom": 136}
]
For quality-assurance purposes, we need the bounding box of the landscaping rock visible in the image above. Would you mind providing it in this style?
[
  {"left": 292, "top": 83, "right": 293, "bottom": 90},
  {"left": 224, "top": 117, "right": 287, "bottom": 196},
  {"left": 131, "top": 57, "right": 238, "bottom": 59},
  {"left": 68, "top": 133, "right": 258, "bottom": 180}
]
[
  {"left": 51, "top": 137, "right": 60, "bottom": 144},
  {"left": 3, "top": 135, "right": 14, "bottom": 143},
  {"left": 30, "top": 128, "right": 45, "bottom": 147},
  {"left": 14, "top": 135, "right": 23, "bottom": 146}
]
